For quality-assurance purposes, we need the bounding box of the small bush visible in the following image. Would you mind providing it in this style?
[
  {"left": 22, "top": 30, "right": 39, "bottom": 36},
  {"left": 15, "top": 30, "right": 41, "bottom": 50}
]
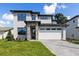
[{"left": 6, "top": 30, "right": 14, "bottom": 41}]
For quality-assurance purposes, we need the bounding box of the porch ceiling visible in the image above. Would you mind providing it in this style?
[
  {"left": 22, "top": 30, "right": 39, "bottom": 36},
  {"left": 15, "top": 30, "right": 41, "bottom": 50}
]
[{"left": 24, "top": 21, "right": 41, "bottom": 26}]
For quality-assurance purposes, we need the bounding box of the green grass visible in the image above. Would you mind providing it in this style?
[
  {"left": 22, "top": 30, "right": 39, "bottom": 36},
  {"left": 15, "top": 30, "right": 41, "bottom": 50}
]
[
  {"left": 67, "top": 39, "right": 79, "bottom": 44},
  {"left": 71, "top": 40, "right": 79, "bottom": 44},
  {"left": 0, "top": 40, "right": 55, "bottom": 56}
]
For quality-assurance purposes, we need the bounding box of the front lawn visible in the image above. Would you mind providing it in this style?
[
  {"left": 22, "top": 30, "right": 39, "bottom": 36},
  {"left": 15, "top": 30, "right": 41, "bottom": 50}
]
[{"left": 0, "top": 40, "right": 55, "bottom": 56}]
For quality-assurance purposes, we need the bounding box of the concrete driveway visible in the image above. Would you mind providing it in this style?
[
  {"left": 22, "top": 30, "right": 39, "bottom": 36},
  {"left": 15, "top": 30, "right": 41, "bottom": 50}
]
[{"left": 40, "top": 40, "right": 79, "bottom": 56}]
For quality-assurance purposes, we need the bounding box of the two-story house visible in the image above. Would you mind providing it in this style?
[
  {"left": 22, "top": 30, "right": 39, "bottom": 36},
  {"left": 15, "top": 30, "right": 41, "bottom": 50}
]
[
  {"left": 66, "top": 15, "right": 79, "bottom": 39},
  {"left": 11, "top": 10, "right": 66, "bottom": 40}
]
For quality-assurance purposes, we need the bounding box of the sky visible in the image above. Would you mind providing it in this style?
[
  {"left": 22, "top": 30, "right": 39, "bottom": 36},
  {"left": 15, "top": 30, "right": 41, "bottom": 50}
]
[{"left": 0, "top": 3, "right": 79, "bottom": 27}]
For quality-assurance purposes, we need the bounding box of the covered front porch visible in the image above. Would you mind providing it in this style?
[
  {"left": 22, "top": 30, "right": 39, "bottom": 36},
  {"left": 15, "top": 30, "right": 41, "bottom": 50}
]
[{"left": 24, "top": 21, "right": 40, "bottom": 40}]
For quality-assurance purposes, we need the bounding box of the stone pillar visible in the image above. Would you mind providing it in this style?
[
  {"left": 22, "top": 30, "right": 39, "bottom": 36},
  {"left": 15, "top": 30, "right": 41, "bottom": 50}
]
[
  {"left": 27, "top": 25, "right": 31, "bottom": 40},
  {"left": 62, "top": 27, "right": 66, "bottom": 40},
  {"left": 63, "top": 28, "right": 66, "bottom": 40},
  {"left": 36, "top": 23, "right": 39, "bottom": 40}
]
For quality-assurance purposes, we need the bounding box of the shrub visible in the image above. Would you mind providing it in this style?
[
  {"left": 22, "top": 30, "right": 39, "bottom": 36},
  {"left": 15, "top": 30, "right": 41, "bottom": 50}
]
[{"left": 6, "top": 30, "right": 14, "bottom": 41}]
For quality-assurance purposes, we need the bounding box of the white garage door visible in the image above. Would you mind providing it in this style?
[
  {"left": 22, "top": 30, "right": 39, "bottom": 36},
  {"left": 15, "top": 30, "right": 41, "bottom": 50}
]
[{"left": 38, "top": 28, "right": 62, "bottom": 40}]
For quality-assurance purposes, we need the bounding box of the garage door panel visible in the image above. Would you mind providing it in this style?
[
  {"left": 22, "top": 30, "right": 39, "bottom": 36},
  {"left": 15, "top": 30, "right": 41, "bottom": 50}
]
[{"left": 38, "top": 31, "right": 61, "bottom": 40}]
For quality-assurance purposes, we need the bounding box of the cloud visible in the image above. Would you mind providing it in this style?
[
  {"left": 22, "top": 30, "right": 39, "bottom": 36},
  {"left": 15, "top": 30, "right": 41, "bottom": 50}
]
[
  {"left": 2, "top": 13, "right": 14, "bottom": 20},
  {"left": 0, "top": 20, "right": 5, "bottom": 27},
  {"left": 0, "top": 13, "right": 14, "bottom": 27},
  {"left": 0, "top": 20, "right": 5, "bottom": 24},
  {"left": 0, "top": 13, "right": 13, "bottom": 27},
  {"left": 6, "top": 21, "right": 11, "bottom": 24},
  {"left": 43, "top": 3, "right": 67, "bottom": 14},
  {"left": 43, "top": 3, "right": 57, "bottom": 14},
  {"left": 0, "top": 20, "right": 11, "bottom": 27},
  {"left": 57, "top": 4, "right": 67, "bottom": 9},
  {"left": 67, "top": 16, "right": 71, "bottom": 20},
  {"left": 61, "top": 4, "right": 66, "bottom": 9}
]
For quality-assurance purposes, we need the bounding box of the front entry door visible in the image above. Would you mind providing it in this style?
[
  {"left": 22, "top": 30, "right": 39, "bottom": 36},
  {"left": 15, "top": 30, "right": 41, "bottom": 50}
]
[{"left": 30, "top": 26, "right": 36, "bottom": 39}]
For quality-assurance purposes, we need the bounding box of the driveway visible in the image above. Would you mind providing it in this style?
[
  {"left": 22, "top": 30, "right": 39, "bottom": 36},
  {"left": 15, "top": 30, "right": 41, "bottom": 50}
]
[{"left": 40, "top": 40, "right": 79, "bottom": 56}]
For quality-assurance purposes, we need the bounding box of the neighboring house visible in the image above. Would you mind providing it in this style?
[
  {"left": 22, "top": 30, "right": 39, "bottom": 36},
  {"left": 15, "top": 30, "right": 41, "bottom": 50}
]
[
  {"left": 0, "top": 27, "right": 13, "bottom": 39},
  {"left": 11, "top": 10, "right": 67, "bottom": 40},
  {"left": 66, "top": 15, "right": 79, "bottom": 39}
]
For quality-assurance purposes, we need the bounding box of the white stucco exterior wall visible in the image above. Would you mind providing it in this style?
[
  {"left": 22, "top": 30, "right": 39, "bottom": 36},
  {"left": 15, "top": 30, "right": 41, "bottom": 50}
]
[
  {"left": 12, "top": 11, "right": 66, "bottom": 40},
  {"left": 39, "top": 17, "right": 52, "bottom": 24},
  {"left": 12, "top": 13, "right": 27, "bottom": 39},
  {"left": 12, "top": 12, "right": 53, "bottom": 39}
]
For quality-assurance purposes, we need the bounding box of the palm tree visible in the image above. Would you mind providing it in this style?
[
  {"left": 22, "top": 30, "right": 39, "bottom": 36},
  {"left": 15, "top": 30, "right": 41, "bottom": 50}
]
[{"left": 55, "top": 13, "right": 67, "bottom": 40}]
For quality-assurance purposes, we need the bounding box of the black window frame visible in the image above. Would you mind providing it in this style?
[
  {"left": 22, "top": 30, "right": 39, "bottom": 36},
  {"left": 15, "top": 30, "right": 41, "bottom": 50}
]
[
  {"left": 46, "top": 28, "right": 50, "bottom": 30},
  {"left": 39, "top": 16, "right": 49, "bottom": 20},
  {"left": 57, "top": 28, "right": 61, "bottom": 30},
  {"left": 51, "top": 28, "right": 56, "bottom": 30},
  {"left": 32, "top": 15, "right": 36, "bottom": 20},
  {"left": 17, "top": 13, "right": 26, "bottom": 21},
  {"left": 18, "top": 27, "right": 26, "bottom": 35}
]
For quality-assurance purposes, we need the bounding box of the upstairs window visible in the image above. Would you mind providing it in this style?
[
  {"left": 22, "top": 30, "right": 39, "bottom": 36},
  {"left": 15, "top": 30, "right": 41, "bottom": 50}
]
[
  {"left": 39, "top": 16, "right": 49, "bottom": 20},
  {"left": 17, "top": 13, "right": 26, "bottom": 21},
  {"left": 26, "top": 13, "right": 30, "bottom": 16},
  {"left": 18, "top": 27, "right": 26, "bottom": 35},
  {"left": 32, "top": 15, "right": 36, "bottom": 20}
]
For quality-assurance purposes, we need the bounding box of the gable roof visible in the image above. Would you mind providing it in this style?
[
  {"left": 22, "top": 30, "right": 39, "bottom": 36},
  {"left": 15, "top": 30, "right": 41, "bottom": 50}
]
[{"left": 67, "top": 15, "right": 79, "bottom": 22}]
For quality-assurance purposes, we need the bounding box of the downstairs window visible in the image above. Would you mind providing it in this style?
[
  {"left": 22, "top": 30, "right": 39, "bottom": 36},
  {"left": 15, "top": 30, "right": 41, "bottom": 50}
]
[{"left": 18, "top": 27, "right": 26, "bottom": 35}]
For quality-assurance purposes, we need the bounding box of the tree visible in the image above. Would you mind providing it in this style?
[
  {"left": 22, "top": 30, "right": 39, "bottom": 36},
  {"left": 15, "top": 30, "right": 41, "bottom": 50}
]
[
  {"left": 6, "top": 30, "right": 14, "bottom": 41},
  {"left": 55, "top": 13, "right": 67, "bottom": 40},
  {"left": 55, "top": 13, "right": 67, "bottom": 25}
]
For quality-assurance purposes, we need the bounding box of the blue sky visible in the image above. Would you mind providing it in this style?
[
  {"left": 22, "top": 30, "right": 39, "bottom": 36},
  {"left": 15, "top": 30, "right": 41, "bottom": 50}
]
[{"left": 0, "top": 3, "right": 79, "bottom": 27}]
